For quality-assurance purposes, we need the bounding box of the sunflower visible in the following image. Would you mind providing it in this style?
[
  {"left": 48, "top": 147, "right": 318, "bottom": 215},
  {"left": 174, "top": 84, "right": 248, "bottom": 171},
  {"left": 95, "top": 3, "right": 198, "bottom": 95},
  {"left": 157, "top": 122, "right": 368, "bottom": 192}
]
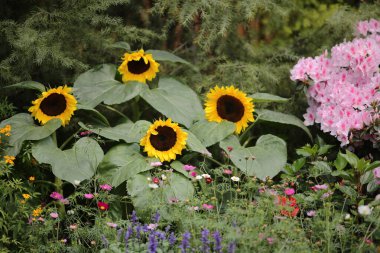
[
  {"left": 140, "top": 118, "right": 188, "bottom": 162},
  {"left": 118, "top": 49, "right": 160, "bottom": 84},
  {"left": 28, "top": 86, "right": 77, "bottom": 126},
  {"left": 205, "top": 85, "right": 254, "bottom": 134}
]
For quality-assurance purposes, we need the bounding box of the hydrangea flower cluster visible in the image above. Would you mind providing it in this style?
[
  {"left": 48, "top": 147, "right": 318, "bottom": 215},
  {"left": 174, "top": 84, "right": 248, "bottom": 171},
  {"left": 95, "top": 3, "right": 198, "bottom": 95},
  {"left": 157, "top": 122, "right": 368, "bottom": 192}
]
[{"left": 290, "top": 19, "right": 380, "bottom": 145}]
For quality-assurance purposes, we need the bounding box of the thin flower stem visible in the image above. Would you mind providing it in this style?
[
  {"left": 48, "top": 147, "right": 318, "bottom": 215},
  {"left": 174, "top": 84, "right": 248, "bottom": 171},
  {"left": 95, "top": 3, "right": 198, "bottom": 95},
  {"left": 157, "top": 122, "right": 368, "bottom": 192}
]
[
  {"left": 204, "top": 155, "right": 224, "bottom": 167},
  {"left": 239, "top": 115, "right": 259, "bottom": 144},
  {"left": 59, "top": 129, "right": 80, "bottom": 150},
  {"left": 52, "top": 132, "right": 66, "bottom": 218},
  {"left": 101, "top": 104, "right": 129, "bottom": 119}
]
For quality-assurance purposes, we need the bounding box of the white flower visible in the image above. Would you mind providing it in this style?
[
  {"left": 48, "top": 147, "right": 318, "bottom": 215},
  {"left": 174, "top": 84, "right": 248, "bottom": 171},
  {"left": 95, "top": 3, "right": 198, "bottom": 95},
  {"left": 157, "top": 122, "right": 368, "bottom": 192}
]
[
  {"left": 150, "top": 161, "right": 162, "bottom": 167},
  {"left": 195, "top": 175, "right": 203, "bottom": 180},
  {"left": 344, "top": 213, "right": 351, "bottom": 220},
  {"left": 148, "top": 183, "right": 159, "bottom": 189},
  {"left": 67, "top": 210, "right": 75, "bottom": 215},
  {"left": 358, "top": 205, "right": 372, "bottom": 216},
  {"left": 375, "top": 194, "right": 380, "bottom": 201},
  {"left": 231, "top": 176, "right": 240, "bottom": 182},
  {"left": 161, "top": 174, "right": 167, "bottom": 180},
  {"left": 147, "top": 223, "right": 158, "bottom": 230},
  {"left": 73, "top": 180, "right": 81, "bottom": 186},
  {"left": 202, "top": 174, "right": 211, "bottom": 179},
  {"left": 147, "top": 177, "right": 152, "bottom": 181}
]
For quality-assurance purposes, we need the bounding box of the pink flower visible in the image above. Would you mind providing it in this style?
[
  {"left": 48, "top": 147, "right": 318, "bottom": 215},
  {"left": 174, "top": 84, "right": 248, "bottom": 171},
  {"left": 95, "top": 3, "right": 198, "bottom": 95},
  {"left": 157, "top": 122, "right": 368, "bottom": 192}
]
[
  {"left": 190, "top": 171, "right": 197, "bottom": 177},
  {"left": 311, "top": 184, "right": 328, "bottom": 191},
  {"left": 100, "top": 184, "right": 112, "bottom": 191},
  {"left": 321, "top": 191, "right": 333, "bottom": 199},
  {"left": 50, "top": 212, "right": 59, "bottom": 219},
  {"left": 59, "top": 198, "right": 70, "bottom": 205},
  {"left": 227, "top": 146, "right": 233, "bottom": 152},
  {"left": 147, "top": 223, "right": 158, "bottom": 230},
  {"left": 223, "top": 169, "right": 233, "bottom": 175},
  {"left": 84, "top": 193, "right": 94, "bottom": 199},
  {"left": 150, "top": 161, "right": 162, "bottom": 167},
  {"left": 188, "top": 206, "right": 199, "bottom": 211},
  {"left": 37, "top": 217, "right": 45, "bottom": 222},
  {"left": 373, "top": 167, "right": 380, "bottom": 178},
  {"left": 50, "top": 192, "right": 63, "bottom": 200},
  {"left": 307, "top": 210, "right": 316, "bottom": 217},
  {"left": 106, "top": 222, "right": 118, "bottom": 228},
  {"left": 183, "top": 164, "right": 196, "bottom": 171},
  {"left": 69, "top": 224, "right": 78, "bottom": 230},
  {"left": 202, "top": 204, "right": 214, "bottom": 210},
  {"left": 267, "top": 237, "right": 274, "bottom": 245},
  {"left": 284, "top": 188, "right": 295, "bottom": 196}
]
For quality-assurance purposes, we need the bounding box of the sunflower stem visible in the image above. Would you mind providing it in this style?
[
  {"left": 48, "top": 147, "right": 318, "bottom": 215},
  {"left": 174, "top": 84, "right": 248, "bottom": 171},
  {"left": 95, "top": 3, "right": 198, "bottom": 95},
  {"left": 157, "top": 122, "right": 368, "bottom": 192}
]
[
  {"left": 52, "top": 132, "right": 66, "bottom": 218},
  {"left": 204, "top": 155, "right": 224, "bottom": 167},
  {"left": 101, "top": 104, "right": 129, "bottom": 120},
  {"left": 239, "top": 115, "right": 259, "bottom": 144},
  {"left": 59, "top": 129, "right": 80, "bottom": 150}
]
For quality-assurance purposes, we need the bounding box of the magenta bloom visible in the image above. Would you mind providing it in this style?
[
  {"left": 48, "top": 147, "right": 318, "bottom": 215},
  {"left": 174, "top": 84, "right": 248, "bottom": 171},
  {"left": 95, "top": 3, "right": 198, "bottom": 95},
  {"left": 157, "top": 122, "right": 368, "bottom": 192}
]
[
  {"left": 307, "top": 210, "right": 316, "bottom": 217},
  {"left": 373, "top": 167, "right": 380, "bottom": 178},
  {"left": 267, "top": 237, "right": 274, "bottom": 245},
  {"left": 284, "top": 188, "right": 295, "bottom": 196},
  {"left": 311, "top": 184, "right": 328, "bottom": 191},
  {"left": 50, "top": 191, "right": 63, "bottom": 200},
  {"left": 183, "top": 164, "right": 196, "bottom": 171},
  {"left": 100, "top": 184, "right": 112, "bottom": 191},
  {"left": 223, "top": 169, "right": 233, "bottom": 175},
  {"left": 202, "top": 204, "right": 214, "bottom": 210},
  {"left": 190, "top": 171, "right": 197, "bottom": 177},
  {"left": 84, "top": 193, "right": 94, "bottom": 199},
  {"left": 50, "top": 212, "right": 59, "bottom": 219}
]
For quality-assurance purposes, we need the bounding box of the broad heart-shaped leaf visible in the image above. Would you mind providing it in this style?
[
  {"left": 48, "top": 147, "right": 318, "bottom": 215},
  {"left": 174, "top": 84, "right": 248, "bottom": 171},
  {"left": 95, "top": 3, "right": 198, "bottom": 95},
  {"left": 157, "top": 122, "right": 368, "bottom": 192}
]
[
  {"left": 73, "top": 64, "right": 147, "bottom": 108},
  {"left": 109, "top": 41, "right": 131, "bottom": 50},
  {"left": 189, "top": 120, "right": 235, "bottom": 147},
  {"left": 249, "top": 93, "right": 288, "bottom": 103},
  {"left": 183, "top": 130, "right": 210, "bottom": 155},
  {"left": 127, "top": 172, "right": 194, "bottom": 211},
  {"left": 32, "top": 137, "right": 104, "bottom": 185},
  {"left": 140, "top": 78, "right": 203, "bottom": 128},
  {"left": 97, "top": 144, "right": 152, "bottom": 187},
  {"left": 0, "top": 113, "right": 61, "bottom": 156},
  {"left": 79, "top": 120, "right": 150, "bottom": 143},
  {"left": 6, "top": 81, "right": 45, "bottom": 92},
  {"left": 255, "top": 109, "right": 312, "bottom": 140},
  {"left": 146, "top": 50, "right": 194, "bottom": 67},
  {"left": 77, "top": 104, "right": 110, "bottom": 126},
  {"left": 220, "top": 134, "right": 287, "bottom": 180}
]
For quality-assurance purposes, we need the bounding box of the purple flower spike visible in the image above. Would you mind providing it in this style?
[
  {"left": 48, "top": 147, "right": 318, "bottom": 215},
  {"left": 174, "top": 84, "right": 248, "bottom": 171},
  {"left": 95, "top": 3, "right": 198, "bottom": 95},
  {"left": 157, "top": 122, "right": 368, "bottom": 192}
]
[
  {"left": 131, "top": 210, "right": 138, "bottom": 224},
  {"left": 201, "top": 229, "right": 210, "bottom": 253},
  {"left": 169, "top": 232, "right": 177, "bottom": 247},
  {"left": 179, "top": 231, "right": 191, "bottom": 253},
  {"left": 153, "top": 211, "right": 160, "bottom": 223},
  {"left": 228, "top": 241, "right": 236, "bottom": 253},
  {"left": 148, "top": 232, "right": 158, "bottom": 253},
  {"left": 213, "top": 231, "right": 222, "bottom": 253}
]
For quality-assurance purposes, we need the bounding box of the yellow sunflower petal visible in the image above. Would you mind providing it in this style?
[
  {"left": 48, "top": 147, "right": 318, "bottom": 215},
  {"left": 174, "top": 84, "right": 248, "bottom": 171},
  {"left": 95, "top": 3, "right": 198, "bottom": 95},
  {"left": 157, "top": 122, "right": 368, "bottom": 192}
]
[{"left": 204, "top": 85, "right": 254, "bottom": 134}]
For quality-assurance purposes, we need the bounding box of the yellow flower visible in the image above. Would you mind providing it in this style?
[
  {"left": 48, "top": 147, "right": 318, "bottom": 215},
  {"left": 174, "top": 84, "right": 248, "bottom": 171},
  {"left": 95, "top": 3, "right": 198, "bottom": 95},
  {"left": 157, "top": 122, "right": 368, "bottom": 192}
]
[
  {"left": 0, "top": 125, "right": 11, "bottom": 136},
  {"left": 140, "top": 118, "right": 188, "bottom": 162},
  {"left": 28, "top": 85, "right": 77, "bottom": 126},
  {"left": 118, "top": 49, "right": 160, "bottom": 84},
  {"left": 4, "top": 155, "right": 15, "bottom": 165},
  {"left": 29, "top": 176, "right": 36, "bottom": 182},
  {"left": 32, "top": 206, "right": 43, "bottom": 217},
  {"left": 22, "top": 194, "right": 31, "bottom": 200},
  {"left": 204, "top": 85, "right": 254, "bottom": 134}
]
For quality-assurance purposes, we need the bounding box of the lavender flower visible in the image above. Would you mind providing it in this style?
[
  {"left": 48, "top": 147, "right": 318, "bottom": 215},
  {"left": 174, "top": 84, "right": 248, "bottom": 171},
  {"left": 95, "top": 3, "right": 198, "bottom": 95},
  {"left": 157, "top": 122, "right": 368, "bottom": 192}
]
[
  {"left": 124, "top": 227, "right": 133, "bottom": 251},
  {"left": 169, "top": 232, "right": 177, "bottom": 247},
  {"left": 156, "top": 231, "right": 166, "bottom": 241},
  {"left": 131, "top": 210, "right": 138, "bottom": 224},
  {"left": 148, "top": 232, "right": 158, "bottom": 253},
  {"left": 201, "top": 229, "right": 210, "bottom": 253},
  {"left": 228, "top": 241, "right": 236, "bottom": 253},
  {"left": 165, "top": 225, "right": 171, "bottom": 233},
  {"left": 153, "top": 211, "right": 160, "bottom": 223},
  {"left": 117, "top": 228, "right": 123, "bottom": 241},
  {"left": 179, "top": 231, "right": 191, "bottom": 253},
  {"left": 101, "top": 235, "right": 109, "bottom": 248},
  {"left": 213, "top": 231, "right": 222, "bottom": 253},
  {"left": 135, "top": 224, "right": 142, "bottom": 240}
]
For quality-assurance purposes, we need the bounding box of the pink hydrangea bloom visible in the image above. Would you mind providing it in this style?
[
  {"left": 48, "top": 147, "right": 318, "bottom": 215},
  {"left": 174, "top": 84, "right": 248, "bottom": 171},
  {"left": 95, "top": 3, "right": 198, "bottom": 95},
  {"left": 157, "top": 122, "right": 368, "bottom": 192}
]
[
  {"left": 50, "top": 192, "right": 63, "bottom": 200},
  {"left": 183, "top": 164, "right": 196, "bottom": 171},
  {"left": 84, "top": 193, "right": 94, "bottom": 199},
  {"left": 290, "top": 19, "right": 380, "bottom": 146},
  {"left": 100, "top": 184, "right": 112, "bottom": 191},
  {"left": 284, "top": 188, "right": 295, "bottom": 196}
]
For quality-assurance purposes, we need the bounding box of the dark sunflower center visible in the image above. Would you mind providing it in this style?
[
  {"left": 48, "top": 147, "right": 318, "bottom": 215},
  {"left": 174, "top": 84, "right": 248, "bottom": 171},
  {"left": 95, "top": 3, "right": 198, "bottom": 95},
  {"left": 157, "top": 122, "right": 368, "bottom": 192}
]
[
  {"left": 149, "top": 126, "right": 177, "bottom": 151},
  {"left": 40, "top": 93, "right": 67, "bottom": 116},
  {"left": 127, "top": 58, "right": 150, "bottom": 74},
  {"left": 216, "top": 95, "right": 245, "bottom": 122}
]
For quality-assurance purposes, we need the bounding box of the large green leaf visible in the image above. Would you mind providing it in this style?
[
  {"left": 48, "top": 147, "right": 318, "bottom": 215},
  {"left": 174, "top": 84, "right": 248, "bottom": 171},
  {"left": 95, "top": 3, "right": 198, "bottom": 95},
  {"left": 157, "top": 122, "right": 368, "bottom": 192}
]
[
  {"left": 32, "top": 137, "right": 104, "bottom": 185},
  {"left": 249, "top": 93, "right": 288, "bottom": 103},
  {"left": 109, "top": 41, "right": 131, "bottom": 51},
  {"left": 73, "top": 64, "right": 146, "bottom": 108},
  {"left": 79, "top": 120, "right": 150, "bottom": 143},
  {"left": 97, "top": 144, "right": 152, "bottom": 187},
  {"left": 0, "top": 113, "right": 61, "bottom": 156},
  {"left": 127, "top": 172, "right": 194, "bottom": 211},
  {"left": 189, "top": 120, "right": 235, "bottom": 147},
  {"left": 6, "top": 81, "right": 45, "bottom": 92},
  {"left": 220, "top": 134, "right": 287, "bottom": 180},
  {"left": 140, "top": 78, "right": 203, "bottom": 128},
  {"left": 146, "top": 50, "right": 193, "bottom": 67},
  {"left": 255, "top": 109, "right": 312, "bottom": 140},
  {"left": 184, "top": 130, "right": 210, "bottom": 155}
]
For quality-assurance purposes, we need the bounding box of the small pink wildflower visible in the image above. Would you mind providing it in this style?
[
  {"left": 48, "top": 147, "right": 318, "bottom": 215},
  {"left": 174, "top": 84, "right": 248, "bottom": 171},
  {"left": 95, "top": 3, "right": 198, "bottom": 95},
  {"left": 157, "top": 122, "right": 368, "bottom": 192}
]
[
  {"left": 150, "top": 161, "right": 162, "bottom": 167},
  {"left": 183, "top": 164, "right": 196, "bottom": 171},
  {"left": 202, "top": 204, "right": 214, "bottom": 210},
  {"left": 60, "top": 198, "right": 70, "bottom": 205},
  {"left": 311, "top": 184, "right": 328, "bottom": 191},
  {"left": 69, "top": 224, "right": 78, "bottom": 230},
  {"left": 37, "top": 217, "right": 45, "bottom": 222},
  {"left": 307, "top": 210, "right": 316, "bottom": 217},
  {"left": 84, "top": 193, "right": 94, "bottom": 199},
  {"left": 50, "top": 212, "right": 59, "bottom": 219},
  {"left": 147, "top": 223, "right": 158, "bottom": 230},
  {"left": 267, "top": 237, "right": 274, "bottom": 245},
  {"left": 190, "top": 171, "right": 197, "bottom": 177},
  {"left": 100, "top": 184, "right": 112, "bottom": 191},
  {"left": 284, "top": 188, "right": 295, "bottom": 196},
  {"left": 106, "top": 222, "right": 118, "bottom": 228},
  {"left": 373, "top": 167, "right": 380, "bottom": 178},
  {"left": 223, "top": 169, "right": 233, "bottom": 175},
  {"left": 50, "top": 192, "right": 63, "bottom": 200}
]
